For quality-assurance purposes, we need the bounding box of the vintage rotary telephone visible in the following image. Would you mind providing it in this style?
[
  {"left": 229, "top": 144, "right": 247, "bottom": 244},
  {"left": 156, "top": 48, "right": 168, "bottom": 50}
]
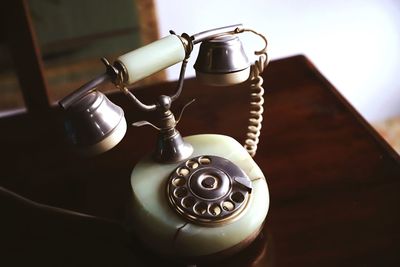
[{"left": 60, "top": 24, "right": 270, "bottom": 261}]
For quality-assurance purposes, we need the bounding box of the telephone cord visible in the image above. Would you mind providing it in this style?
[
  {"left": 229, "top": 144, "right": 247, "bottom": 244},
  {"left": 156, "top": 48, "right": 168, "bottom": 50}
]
[{"left": 244, "top": 52, "right": 268, "bottom": 157}]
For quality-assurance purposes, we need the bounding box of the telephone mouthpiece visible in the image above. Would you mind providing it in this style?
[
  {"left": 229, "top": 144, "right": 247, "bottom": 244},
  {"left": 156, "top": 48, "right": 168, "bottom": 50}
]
[
  {"left": 194, "top": 34, "right": 250, "bottom": 86},
  {"left": 63, "top": 91, "right": 127, "bottom": 156}
]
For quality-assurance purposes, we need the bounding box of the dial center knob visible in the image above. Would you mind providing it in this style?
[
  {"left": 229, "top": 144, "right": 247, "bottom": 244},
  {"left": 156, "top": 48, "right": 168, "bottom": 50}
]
[
  {"left": 202, "top": 176, "right": 216, "bottom": 188},
  {"left": 190, "top": 168, "right": 230, "bottom": 200}
]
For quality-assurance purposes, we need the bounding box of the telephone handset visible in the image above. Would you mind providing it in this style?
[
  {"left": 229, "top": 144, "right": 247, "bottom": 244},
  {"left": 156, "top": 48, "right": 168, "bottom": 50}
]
[{"left": 60, "top": 24, "right": 270, "bottom": 261}]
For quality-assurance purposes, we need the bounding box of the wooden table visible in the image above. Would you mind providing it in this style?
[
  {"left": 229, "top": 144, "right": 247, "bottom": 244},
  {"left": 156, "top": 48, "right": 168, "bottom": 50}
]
[{"left": 1, "top": 55, "right": 399, "bottom": 266}]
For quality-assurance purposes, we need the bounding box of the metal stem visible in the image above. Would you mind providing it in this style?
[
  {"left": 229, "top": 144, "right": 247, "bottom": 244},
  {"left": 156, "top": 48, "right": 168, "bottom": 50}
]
[
  {"left": 171, "top": 58, "right": 189, "bottom": 101},
  {"left": 122, "top": 88, "right": 157, "bottom": 111},
  {"left": 124, "top": 57, "right": 188, "bottom": 111}
]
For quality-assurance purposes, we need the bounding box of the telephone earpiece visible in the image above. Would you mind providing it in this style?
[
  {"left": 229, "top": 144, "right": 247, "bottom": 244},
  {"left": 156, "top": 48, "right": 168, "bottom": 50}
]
[{"left": 194, "top": 34, "right": 251, "bottom": 86}]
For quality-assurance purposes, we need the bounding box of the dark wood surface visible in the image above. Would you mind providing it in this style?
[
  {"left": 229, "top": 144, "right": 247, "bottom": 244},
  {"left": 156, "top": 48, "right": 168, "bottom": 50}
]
[{"left": 1, "top": 55, "right": 399, "bottom": 266}]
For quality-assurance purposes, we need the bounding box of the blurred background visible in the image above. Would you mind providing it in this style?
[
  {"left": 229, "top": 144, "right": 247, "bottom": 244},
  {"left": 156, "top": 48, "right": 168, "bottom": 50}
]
[{"left": 1, "top": 0, "right": 399, "bottom": 153}]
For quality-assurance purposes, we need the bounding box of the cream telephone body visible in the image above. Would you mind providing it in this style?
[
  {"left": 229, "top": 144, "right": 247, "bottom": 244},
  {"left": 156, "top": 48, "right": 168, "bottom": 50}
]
[{"left": 60, "top": 24, "right": 270, "bottom": 261}]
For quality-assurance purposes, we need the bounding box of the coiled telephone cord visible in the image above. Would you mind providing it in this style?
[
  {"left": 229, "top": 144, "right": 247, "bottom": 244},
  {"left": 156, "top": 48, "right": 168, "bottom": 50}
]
[{"left": 244, "top": 50, "right": 268, "bottom": 157}]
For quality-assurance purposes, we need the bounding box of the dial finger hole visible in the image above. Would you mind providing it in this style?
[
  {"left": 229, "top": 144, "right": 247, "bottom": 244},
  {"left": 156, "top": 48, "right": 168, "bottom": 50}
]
[
  {"left": 172, "top": 177, "right": 186, "bottom": 187},
  {"left": 182, "top": 196, "right": 196, "bottom": 208},
  {"left": 231, "top": 192, "right": 245, "bottom": 203},
  {"left": 194, "top": 202, "right": 208, "bottom": 215},
  {"left": 174, "top": 187, "right": 188, "bottom": 198},
  {"left": 209, "top": 204, "right": 222, "bottom": 216},
  {"left": 222, "top": 200, "right": 235, "bottom": 212},
  {"left": 177, "top": 167, "right": 190, "bottom": 177},
  {"left": 186, "top": 159, "right": 199, "bottom": 169},
  {"left": 198, "top": 156, "right": 211, "bottom": 165}
]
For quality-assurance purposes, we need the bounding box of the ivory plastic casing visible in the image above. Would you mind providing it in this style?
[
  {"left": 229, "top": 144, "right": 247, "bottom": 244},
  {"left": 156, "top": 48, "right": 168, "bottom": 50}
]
[{"left": 116, "top": 35, "right": 186, "bottom": 84}]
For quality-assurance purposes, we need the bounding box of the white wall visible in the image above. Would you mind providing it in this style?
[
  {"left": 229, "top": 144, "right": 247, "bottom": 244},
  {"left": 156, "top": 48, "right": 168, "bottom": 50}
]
[{"left": 154, "top": 0, "right": 400, "bottom": 122}]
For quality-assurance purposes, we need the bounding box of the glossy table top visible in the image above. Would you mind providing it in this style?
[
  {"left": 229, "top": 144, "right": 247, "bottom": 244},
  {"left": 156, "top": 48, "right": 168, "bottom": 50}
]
[{"left": 1, "top": 55, "right": 399, "bottom": 266}]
